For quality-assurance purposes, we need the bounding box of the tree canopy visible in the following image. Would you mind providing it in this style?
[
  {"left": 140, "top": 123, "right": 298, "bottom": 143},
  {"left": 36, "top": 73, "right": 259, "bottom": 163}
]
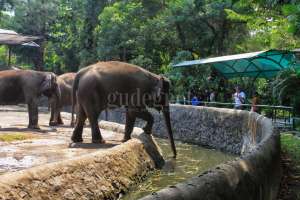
[{"left": 1, "top": 0, "right": 300, "bottom": 108}]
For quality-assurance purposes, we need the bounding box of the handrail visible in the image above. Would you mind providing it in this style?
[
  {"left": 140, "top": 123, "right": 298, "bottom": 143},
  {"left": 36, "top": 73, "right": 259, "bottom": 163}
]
[
  {"left": 170, "top": 100, "right": 295, "bottom": 130},
  {"left": 170, "top": 100, "right": 293, "bottom": 110}
]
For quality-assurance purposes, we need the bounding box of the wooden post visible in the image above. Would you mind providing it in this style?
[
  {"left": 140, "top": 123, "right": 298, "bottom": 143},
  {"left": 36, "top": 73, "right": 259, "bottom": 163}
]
[{"left": 8, "top": 46, "right": 12, "bottom": 67}]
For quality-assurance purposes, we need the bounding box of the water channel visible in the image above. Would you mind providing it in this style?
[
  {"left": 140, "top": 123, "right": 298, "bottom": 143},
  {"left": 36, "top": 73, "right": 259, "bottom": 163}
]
[{"left": 121, "top": 138, "right": 236, "bottom": 199}]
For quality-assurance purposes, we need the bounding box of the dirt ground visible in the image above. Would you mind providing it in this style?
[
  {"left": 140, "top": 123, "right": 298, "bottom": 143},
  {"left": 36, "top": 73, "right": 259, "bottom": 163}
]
[{"left": 0, "top": 105, "right": 125, "bottom": 175}]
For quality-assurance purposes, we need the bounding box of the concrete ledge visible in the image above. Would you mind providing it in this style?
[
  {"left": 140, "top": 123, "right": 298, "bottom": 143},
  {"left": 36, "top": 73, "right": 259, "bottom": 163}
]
[{"left": 0, "top": 121, "right": 164, "bottom": 200}]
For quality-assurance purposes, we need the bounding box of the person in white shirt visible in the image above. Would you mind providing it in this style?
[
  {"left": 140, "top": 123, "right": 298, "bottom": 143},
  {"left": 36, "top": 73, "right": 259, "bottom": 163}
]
[
  {"left": 233, "top": 86, "right": 246, "bottom": 109},
  {"left": 209, "top": 91, "right": 216, "bottom": 102}
]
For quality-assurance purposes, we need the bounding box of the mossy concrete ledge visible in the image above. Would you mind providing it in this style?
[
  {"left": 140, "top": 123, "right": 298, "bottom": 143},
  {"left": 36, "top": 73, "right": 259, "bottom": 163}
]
[{"left": 0, "top": 121, "right": 164, "bottom": 200}]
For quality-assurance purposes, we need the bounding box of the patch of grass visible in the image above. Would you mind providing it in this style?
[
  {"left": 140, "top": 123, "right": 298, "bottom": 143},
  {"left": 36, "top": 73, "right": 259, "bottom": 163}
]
[
  {"left": 280, "top": 133, "right": 300, "bottom": 200},
  {"left": 281, "top": 133, "right": 300, "bottom": 165},
  {"left": 0, "top": 133, "right": 36, "bottom": 142}
]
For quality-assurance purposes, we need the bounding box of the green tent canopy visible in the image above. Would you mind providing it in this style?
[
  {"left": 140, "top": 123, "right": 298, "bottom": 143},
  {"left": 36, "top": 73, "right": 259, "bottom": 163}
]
[{"left": 173, "top": 49, "right": 300, "bottom": 79}]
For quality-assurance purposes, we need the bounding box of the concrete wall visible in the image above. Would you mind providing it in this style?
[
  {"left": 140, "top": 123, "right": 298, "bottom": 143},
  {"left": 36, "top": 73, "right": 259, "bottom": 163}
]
[
  {"left": 0, "top": 122, "right": 164, "bottom": 200},
  {"left": 99, "top": 105, "right": 281, "bottom": 200}
]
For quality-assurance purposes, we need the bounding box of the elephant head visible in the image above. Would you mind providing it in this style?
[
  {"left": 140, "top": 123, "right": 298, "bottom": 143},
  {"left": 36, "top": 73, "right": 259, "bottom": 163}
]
[
  {"left": 153, "top": 75, "right": 177, "bottom": 158},
  {"left": 40, "top": 72, "right": 61, "bottom": 102}
]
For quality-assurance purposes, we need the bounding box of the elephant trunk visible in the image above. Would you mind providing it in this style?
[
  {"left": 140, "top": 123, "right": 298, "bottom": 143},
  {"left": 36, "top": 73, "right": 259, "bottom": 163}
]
[{"left": 162, "top": 105, "right": 177, "bottom": 158}]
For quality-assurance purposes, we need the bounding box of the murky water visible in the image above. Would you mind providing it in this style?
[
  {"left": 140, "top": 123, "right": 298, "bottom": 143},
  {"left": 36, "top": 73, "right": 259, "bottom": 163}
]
[{"left": 121, "top": 138, "right": 236, "bottom": 200}]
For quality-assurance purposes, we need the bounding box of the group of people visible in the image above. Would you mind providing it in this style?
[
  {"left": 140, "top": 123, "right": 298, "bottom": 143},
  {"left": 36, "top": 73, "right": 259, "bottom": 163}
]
[
  {"left": 189, "top": 86, "right": 260, "bottom": 113},
  {"left": 232, "top": 86, "right": 260, "bottom": 112},
  {"left": 191, "top": 90, "right": 216, "bottom": 106}
]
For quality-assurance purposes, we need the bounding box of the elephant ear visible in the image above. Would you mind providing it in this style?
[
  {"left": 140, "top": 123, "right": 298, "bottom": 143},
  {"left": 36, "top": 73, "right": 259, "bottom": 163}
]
[{"left": 40, "top": 73, "right": 55, "bottom": 92}]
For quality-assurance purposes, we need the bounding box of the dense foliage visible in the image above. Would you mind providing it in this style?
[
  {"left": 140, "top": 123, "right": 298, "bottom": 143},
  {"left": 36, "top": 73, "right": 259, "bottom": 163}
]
[{"left": 0, "top": 0, "right": 300, "bottom": 108}]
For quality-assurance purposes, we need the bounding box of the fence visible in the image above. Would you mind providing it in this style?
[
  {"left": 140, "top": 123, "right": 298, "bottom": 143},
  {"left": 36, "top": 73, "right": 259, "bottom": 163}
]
[{"left": 171, "top": 100, "right": 295, "bottom": 130}]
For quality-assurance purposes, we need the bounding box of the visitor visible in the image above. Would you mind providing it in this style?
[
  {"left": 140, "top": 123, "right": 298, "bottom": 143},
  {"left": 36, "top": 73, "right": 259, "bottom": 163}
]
[
  {"left": 209, "top": 91, "right": 216, "bottom": 102},
  {"left": 204, "top": 89, "right": 210, "bottom": 102},
  {"left": 191, "top": 95, "right": 200, "bottom": 106},
  {"left": 233, "top": 86, "right": 246, "bottom": 109},
  {"left": 251, "top": 92, "right": 260, "bottom": 113}
]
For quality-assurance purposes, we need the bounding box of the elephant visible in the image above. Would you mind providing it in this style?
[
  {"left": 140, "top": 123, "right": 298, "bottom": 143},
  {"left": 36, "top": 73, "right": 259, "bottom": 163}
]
[
  {"left": 71, "top": 61, "right": 177, "bottom": 158},
  {"left": 49, "top": 72, "right": 76, "bottom": 126},
  {"left": 0, "top": 69, "right": 60, "bottom": 129}
]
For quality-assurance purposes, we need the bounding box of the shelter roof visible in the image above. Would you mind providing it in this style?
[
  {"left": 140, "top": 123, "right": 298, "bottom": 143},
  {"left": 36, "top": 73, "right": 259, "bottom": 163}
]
[
  {"left": 0, "top": 28, "right": 40, "bottom": 45},
  {"left": 173, "top": 50, "right": 299, "bottom": 79}
]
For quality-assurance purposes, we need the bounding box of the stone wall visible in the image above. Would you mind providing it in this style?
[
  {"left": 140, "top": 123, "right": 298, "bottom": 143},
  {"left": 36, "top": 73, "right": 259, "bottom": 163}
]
[
  {"left": 0, "top": 122, "right": 164, "bottom": 200},
  {"left": 99, "top": 105, "right": 281, "bottom": 200},
  {"left": 100, "top": 105, "right": 259, "bottom": 154}
]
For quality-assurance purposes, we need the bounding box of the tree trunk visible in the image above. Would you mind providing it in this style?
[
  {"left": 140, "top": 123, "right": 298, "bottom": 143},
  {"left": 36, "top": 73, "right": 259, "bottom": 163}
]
[
  {"left": 33, "top": 41, "right": 45, "bottom": 71},
  {"left": 175, "top": 22, "right": 187, "bottom": 49}
]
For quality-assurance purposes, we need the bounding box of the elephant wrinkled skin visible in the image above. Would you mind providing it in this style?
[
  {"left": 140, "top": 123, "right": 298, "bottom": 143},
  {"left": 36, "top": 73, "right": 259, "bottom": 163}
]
[
  {"left": 0, "top": 69, "right": 60, "bottom": 129},
  {"left": 71, "top": 61, "right": 177, "bottom": 158}
]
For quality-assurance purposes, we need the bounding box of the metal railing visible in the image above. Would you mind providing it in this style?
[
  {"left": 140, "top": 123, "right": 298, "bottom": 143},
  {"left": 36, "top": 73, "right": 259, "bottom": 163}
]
[{"left": 171, "top": 100, "right": 295, "bottom": 130}]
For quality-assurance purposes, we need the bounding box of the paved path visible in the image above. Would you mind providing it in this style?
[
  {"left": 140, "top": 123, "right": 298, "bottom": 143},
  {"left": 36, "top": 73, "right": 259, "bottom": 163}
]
[{"left": 0, "top": 106, "right": 124, "bottom": 174}]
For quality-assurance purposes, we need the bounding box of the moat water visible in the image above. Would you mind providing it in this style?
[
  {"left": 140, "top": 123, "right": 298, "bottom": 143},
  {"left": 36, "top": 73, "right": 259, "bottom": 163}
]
[{"left": 121, "top": 138, "right": 236, "bottom": 200}]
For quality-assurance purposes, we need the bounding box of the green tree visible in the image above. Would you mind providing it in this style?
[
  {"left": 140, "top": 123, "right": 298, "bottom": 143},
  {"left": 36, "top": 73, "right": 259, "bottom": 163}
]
[
  {"left": 226, "top": 0, "right": 300, "bottom": 51},
  {"left": 78, "top": 0, "right": 116, "bottom": 67},
  {"left": 45, "top": 0, "right": 85, "bottom": 73},
  {"left": 0, "top": 0, "right": 13, "bottom": 21},
  {"left": 273, "top": 69, "right": 300, "bottom": 115},
  {"left": 12, "top": 0, "right": 59, "bottom": 70}
]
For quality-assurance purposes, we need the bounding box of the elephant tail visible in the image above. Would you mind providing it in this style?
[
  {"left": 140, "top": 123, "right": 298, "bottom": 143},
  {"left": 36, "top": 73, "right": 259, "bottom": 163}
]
[{"left": 71, "top": 74, "right": 80, "bottom": 126}]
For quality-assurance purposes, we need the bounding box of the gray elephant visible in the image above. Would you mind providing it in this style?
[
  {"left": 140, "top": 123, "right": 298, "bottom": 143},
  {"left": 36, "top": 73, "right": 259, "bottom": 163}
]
[
  {"left": 0, "top": 69, "right": 60, "bottom": 129},
  {"left": 49, "top": 72, "right": 76, "bottom": 126},
  {"left": 71, "top": 61, "right": 177, "bottom": 158}
]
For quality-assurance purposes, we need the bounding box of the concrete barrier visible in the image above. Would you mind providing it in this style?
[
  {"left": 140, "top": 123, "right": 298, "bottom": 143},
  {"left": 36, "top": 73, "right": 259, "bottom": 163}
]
[
  {"left": 0, "top": 121, "right": 164, "bottom": 200},
  {"left": 100, "top": 105, "right": 281, "bottom": 200}
]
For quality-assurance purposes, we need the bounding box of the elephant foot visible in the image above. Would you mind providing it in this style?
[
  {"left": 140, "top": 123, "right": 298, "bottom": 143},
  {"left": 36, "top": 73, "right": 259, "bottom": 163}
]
[
  {"left": 50, "top": 121, "right": 64, "bottom": 126},
  {"left": 49, "top": 121, "right": 58, "bottom": 126},
  {"left": 71, "top": 137, "right": 83, "bottom": 143},
  {"left": 28, "top": 124, "right": 40, "bottom": 130},
  {"left": 143, "top": 127, "right": 152, "bottom": 135},
  {"left": 92, "top": 138, "right": 106, "bottom": 144},
  {"left": 71, "top": 133, "right": 83, "bottom": 142}
]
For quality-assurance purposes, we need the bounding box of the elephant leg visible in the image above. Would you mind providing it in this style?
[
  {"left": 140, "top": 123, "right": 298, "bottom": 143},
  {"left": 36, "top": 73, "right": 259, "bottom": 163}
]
[
  {"left": 71, "top": 104, "right": 80, "bottom": 127},
  {"left": 57, "top": 109, "right": 64, "bottom": 125},
  {"left": 123, "top": 109, "right": 137, "bottom": 142},
  {"left": 136, "top": 109, "right": 154, "bottom": 134},
  {"left": 27, "top": 100, "right": 40, "bottom": 129},
  {"left": 57, "top": 113, "right": 63, "bottom": 125},
  {"left": 49, "top": 110, "right": 59, "bottom": 126},
  {"left": 49, "top": 101, "right": 64, "bottom": 126},
  {"left": 49, "top": 104, "right": 54, "bottom": 123},
  {"left": 86, "top": 107, "right": 104, "bottom": 143},
  {"left": 71, "top": 104, "right": 86, "bottom": 142}
]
